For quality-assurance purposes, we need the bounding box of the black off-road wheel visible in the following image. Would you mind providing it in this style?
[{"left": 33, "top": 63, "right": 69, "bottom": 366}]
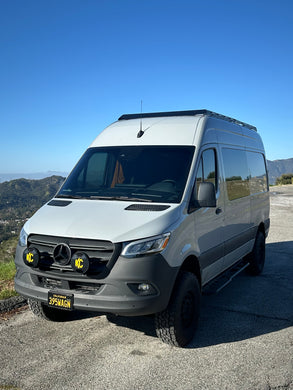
[
  {"left": 247, "top": 230, "right": 266, "bottom": 276},
  {"left": 155, "top": 271, "right": 200, "bottom": 347},
  {"left": 28, "top": 298, "right": 71, "bottom": 322}
]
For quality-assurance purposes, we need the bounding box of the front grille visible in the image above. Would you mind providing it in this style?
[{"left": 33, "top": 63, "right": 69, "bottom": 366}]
[
  {"left": 39, "top": 277, "right": 64, "bottom": 289},
  {"left": 37, "top": 276, "right": 102, "bottom": 294},
  {"left": 27, "top": 234, "right": 120, "bottom": 276}
]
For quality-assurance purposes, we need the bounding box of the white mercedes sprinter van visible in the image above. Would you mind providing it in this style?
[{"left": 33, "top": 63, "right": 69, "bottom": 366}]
[{"left": 15, "top": 109, "right": 270, "bottom": 347}]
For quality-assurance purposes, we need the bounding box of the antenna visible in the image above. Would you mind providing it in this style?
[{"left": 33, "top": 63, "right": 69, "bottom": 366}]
[{"left": 137, "top": 100, "right": 144, "bottom": 138}]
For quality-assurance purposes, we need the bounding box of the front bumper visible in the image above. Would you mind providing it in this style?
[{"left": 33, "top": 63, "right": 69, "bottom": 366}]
[{"left": 14, "top": 244, "right": 179, "bottom": 316}]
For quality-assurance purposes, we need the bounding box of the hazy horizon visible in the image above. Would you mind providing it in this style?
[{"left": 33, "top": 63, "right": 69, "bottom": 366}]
[{"left": 1, "top": 156, "right": 292, "bottom": 176}]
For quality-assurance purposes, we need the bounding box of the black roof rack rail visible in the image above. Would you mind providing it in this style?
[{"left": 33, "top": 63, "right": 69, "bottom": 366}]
[{"left": 118, "top": 109, "right": 257, "bottom": 132}]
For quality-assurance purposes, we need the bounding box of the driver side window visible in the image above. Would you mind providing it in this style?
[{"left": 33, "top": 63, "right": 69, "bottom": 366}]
[{"left": 195, "top": 148, "right": 217, "bottom": 197}]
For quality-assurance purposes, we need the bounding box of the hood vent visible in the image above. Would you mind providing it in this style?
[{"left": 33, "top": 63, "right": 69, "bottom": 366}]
[
  {"left": 125, "top": 204, "right": 170, "bottom": 211},
  {"left": 47, "top": 199, "right": 72, "bottom": 207}
]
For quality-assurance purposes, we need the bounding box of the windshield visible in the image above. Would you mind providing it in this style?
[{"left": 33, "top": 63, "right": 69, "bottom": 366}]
[{"left": 57, "top": 146, "right": 194, "bottom": 203}]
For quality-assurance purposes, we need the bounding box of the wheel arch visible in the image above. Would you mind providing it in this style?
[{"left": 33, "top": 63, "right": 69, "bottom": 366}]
[
  {"left": 258, "top": 222, "right": 265, "bottom": 235},
  {"left": 179, "top": 255, "right": 202, "bottom": 290}
]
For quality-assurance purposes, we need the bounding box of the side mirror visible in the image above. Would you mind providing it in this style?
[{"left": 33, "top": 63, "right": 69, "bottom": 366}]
[{"left": 196, "top": 182, "right": 216, "bottom": 208}]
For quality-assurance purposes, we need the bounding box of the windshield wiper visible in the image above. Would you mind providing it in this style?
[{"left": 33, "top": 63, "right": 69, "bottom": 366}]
[
  {"left": 56, "top": 194, "right": 83, "bottom": 199},
  {"left": 57, "top": 194, "right": 153, "bottom": 202},
  {"left": 118, "top": 196, "right": 152, "bottom": 202},
  {"left": 89, "top": 195, "right": 152, "bottom": 202}
]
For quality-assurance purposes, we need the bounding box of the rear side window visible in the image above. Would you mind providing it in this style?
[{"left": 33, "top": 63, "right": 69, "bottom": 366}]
[
  {"left": 222, "top": 149, "right": 250, "bottom": 200},
  {"left": 222, "top": 148, "right": 268, "bottom": 201},
  {"left": 247, "top": 151, "right": 268, "bottom": 194}
]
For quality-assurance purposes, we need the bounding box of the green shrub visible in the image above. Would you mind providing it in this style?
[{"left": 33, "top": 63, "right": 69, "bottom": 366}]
[
  {"left": 276, "top": 173, "right": 293, "bottom": 185},
  {"left": 0, "top": 288, "right": 18, "bottom": 300},
  {"left": 0, "top": 260, "right": 16, "bottom": 280},
  {"left": 0, "top": 258, "right": 17, "bottom": 300}
]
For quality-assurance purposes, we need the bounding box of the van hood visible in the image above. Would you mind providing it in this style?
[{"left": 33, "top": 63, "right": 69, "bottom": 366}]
[{"left": 24, "top": 199, "right": 181, "bottom": 243}]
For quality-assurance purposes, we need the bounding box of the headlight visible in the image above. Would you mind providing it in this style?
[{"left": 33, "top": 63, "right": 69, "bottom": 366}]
[
  {"left": 121, "top": 233, "right": 170, "bottom": 258},
  {"left": 19, "top": 227, "right": 28, "bottom": 247}
]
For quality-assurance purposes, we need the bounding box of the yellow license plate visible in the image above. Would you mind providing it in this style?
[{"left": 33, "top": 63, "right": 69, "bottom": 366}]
[{"left": 48, "top": 292, "right": 73, "bottom": 310}]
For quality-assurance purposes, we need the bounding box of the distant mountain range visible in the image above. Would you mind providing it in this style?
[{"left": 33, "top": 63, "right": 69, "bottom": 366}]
[
  {"left": 0, "top": 158, "right": 292, "bottom": 187},
  {"left": 0, "top": 171, "right": 68, "bottom": 183},
  {"left": 267, "top": 158, "right": 293, "bottom": 185}
]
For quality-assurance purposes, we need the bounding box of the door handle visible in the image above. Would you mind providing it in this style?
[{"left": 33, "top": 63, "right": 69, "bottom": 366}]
[{"left": 215, "top": 207, "right": 222, "bottom": 215}]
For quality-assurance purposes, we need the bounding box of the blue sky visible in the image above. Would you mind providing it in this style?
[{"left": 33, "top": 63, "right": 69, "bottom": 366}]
[{"left": 0, "top": 0, "right": 292, "bottom": 173}]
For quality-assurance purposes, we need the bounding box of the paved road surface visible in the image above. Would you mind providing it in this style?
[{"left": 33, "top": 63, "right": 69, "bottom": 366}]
[{"left": 1, "top": 186, "right": 292, "bottom": 390}]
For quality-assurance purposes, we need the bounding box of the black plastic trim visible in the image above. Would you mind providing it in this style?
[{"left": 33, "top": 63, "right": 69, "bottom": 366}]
[
  {"left": 199, "top": 243, "right": 224, "bottom": 268},
  {"left": 118, "top": 109, "right": 257, "bottom": 131},
  {"left": 125, "top": 204, "right": 170, "bottom": 211},
  {"left": 47, "top": 199, "right": 72, "bottom": 207},
  {"left": 264, "top": 218, "right": 270, "bottom": 233},
  {"left": 224, "top": 227, "right": 257, "bottom": 256},
  {"left": 199, "top": 226, "right": 258, "bottom": 268}
]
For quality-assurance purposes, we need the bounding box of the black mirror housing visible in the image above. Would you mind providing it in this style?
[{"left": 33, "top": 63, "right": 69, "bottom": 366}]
[{"left": 197, "top": 182, "right": 216, "bottom": 208}]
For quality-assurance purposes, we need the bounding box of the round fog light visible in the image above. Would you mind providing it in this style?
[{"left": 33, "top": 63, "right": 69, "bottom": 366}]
[
  {"left": 127, "top": 283, "right": 157, "bottom": 296},
  {"left": 138, "top": 283, "right": 151, "bottom": 292}
]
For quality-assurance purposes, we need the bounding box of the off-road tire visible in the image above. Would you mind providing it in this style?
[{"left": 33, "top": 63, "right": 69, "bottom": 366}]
[
  {"left": 247, "top": 230, "right": 266, "bottom": 276},
  {"left": 28, "top": 298, "right": 70, "bottom": 321},
  {"left": 155, "top": 271, "right": 200, "bottom": 347}
]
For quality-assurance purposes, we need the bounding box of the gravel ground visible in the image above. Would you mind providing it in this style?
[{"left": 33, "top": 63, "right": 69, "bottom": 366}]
[{"left": 0, "top": 295, "right": 26, "bottom": 313}]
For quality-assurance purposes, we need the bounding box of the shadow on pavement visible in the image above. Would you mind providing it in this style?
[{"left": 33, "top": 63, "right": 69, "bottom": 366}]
[{"left": 65, "top": 241, "right": 293, "bottom": 348}]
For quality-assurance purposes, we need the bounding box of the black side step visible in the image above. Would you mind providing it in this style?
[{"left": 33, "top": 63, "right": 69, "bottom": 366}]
[{"left": 203, "top": 260, "right": 249, "bottom": 295}]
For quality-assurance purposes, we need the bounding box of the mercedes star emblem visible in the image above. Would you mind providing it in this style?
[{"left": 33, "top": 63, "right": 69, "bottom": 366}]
[{"left": 53, "top": 243, "right": 72, "bottom": 265}]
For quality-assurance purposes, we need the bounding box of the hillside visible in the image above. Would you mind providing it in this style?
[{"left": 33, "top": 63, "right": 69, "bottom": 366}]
[
  {"left": 267, "top": 158, "right": 293, "bottom": 185},
  {"left": 0, "top": 171, "right": 68, "bottom": 183},
  {"left": 0, "top": 175, "right": 65, "bottom": 242},
  {"left": 0, "top": 236, "right": 18, "bottom": 263}
]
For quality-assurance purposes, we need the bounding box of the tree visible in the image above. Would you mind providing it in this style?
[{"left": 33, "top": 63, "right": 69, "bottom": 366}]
[{"left": 275, "top": 173, "right": 293, "bottom": 185}]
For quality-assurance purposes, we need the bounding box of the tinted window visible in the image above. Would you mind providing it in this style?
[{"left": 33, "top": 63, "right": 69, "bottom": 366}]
[
  {"left": 222, "top": 148, "right": 250, "bottom": 200},
  {"left": 247, "top": 152, "right": 268, "bottom": 194},
  {"left": 81, "top": 152, "right": 108, "bottom": 188},
  {"left": 195, "top": 158, "right": 203, "bottom": 195},
  {"left": 203, "top": 149, "right": 217, "bottom": 187},
  {"left": 57, "top": 146, "right": 194, "bottom": 203},
  {"left": 195, "top": 148, "right": 217, "bottom": 197}
]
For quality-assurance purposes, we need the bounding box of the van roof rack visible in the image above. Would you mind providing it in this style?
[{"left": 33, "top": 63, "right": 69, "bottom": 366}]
[{"left": 118, "top": 109, "right": 257, "bottom": 131}]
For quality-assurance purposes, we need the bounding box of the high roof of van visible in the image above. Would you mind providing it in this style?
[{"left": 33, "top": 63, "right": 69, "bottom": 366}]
[
  {"left": 90, "top": 115, "right": 201, "bottom": 147},
  {"left": 89, "top": 110, "right": 258, "bottom": 148}
]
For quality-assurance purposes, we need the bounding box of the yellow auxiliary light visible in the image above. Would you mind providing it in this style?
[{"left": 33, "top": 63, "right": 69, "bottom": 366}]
[
  {"left": 23, "top": 247, "right": 40, "bottom": 268},
  {"left": 71, "top": 252, "right": 90, "bottom": 274}
]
